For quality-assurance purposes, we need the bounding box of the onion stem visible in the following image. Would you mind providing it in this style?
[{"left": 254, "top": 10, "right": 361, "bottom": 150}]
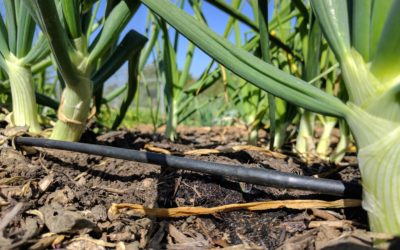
[
  {"left": 50, "top": 80, "right": 92, "bottom": 141},
  {"left": 5, "top": 59, "right": 41, "bottom": 133}
]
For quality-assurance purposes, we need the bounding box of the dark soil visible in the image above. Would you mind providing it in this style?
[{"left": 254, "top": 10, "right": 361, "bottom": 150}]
[{"left": 0, "top": 124, "right": 389, "bottom": 249}]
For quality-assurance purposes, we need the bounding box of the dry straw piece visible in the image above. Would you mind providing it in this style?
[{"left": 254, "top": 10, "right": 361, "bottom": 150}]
[{"left": 109, "top": 199, "right": 361, "bottom": 218}]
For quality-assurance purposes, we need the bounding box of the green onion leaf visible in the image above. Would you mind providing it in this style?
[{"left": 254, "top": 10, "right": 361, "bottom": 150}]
[
  {"left": 16, "top": 2, "right": 36, "bottom": 58},
  {"left": 24, "top": 0, "right": 80, "bottom": 85},
  {"left": 92, "top": 30, "right": 147, "bottom": 90},
  {"left": 111, "top": 55, "right": 140, "bottom": 129},
  {"left": 370, "top": 0, "right": 393, "bottom": 60},
  {"left": 61, "top": 0, "right": 82, "bottom": 39},
  {"left": 0, "top": 14, "right": 10, "bottom": 59},
  {"left": 258, "top": 0, "right": 276, "bottom": 149},
  {"left": 310, "top": 0, "right": 350, "bottom": 62},
  {"left": 141, "top": 0, "right": 349, "bottom": 118},
  {"left": 4, "top": 0, "right": 17, "bottom": 54},
  {"left": 370, "top": 0, "right": 400, "bottom": 86},
  {"left": 351, "top": 0, "right": 372, "bottom": 62},
  {"left": 87, "top": 0, "right": 140, "bottom": 66},
  {"left": 21, "top": 35, "right": 50, "bottom": 65}
]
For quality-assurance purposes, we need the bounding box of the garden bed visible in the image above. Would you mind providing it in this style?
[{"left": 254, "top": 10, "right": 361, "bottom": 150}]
[{"left": 0, "top": 125, "right": 389, "bottom": 249}]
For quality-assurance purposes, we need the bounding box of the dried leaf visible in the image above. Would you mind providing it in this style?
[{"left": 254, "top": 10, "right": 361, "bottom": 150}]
[
  {"left": 70, "top": 236, "right": 117, "bottom": 248},
  {"left": 28, "top": 235, "right": 61, "bottom": 250},
  {"left": 38, "top": 174, "right": 54, "bottom": 192},
  {"left": 109, "top": 199, "right": 361, "bottom": 218},
  {"left": 144, "top": 144, "right": 171, "bottom": 155},
  {"left": 308, "top": 220, "right": 358, "bottom": 228},
  {"left": 3, "top": 126, "right": 29, "bottom": 137},
  {"left": 184, "top": 145, "right": 286, "bottom": 159},
  {"left": 184, "top": 149, "right": 220, "bottom": 155},
  {"left": 0, "top": 176, "right": 25, "bottom": 185}
]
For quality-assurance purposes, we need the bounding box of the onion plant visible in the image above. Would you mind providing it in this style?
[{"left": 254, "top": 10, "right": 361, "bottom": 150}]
[
  {"left": 24, "top": 0, "right": 147, "bottom": 141},
  {"left": 136, "top": 14, "right": 162, "bottom": 131},
  {"left": 293, "top": 12, "right": 322, "bottom": 160},
  {"left": 186, "top": 0, "right": 301, "bottom": 147},
  {"left": 212, "top": 0, "right": 267, "bottom": 145},
  {"left": 96, "top": 9, "right": 161, "bottom": 130},
  {"left": 222, "top": 0, "right": 268, "bottom": 146},
  {"left": 209, "top": 0, "right": 351, "bottom": 158},
  {"left": 205, "top": 0, "right": 301, "bottom": 149},
  {"left": 142, "top": 0, "right": 400, "bottom": 234},
  {"left": 295, "top": 30, "right": 351, "bottom": 163},
  {"left": 0, "top": 0, "right": 49, "bottom": 133},
  {"left": 159, "top": 18, "right": 195, "bottom": 141}
]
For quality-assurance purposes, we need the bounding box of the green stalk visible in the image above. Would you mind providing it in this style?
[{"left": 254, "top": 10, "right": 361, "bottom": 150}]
[
  {"left": 165, "top": 99, "right": 178, "bottom": 140},
  {"left": 26, "top": 0, "right": 143, "bottom": 141},
  {"left": 0, "top": 3, "right": 47, "bottom": 133},
  {"left": 270, "top": 1, "right": 301, "bottom": 150},
  {"left": 142, "top": 73, "right": 161, "bottom": 131},
  {"left": 315, "top": 117, "right": 336, "bottom": 160},
  {"left": 370, "top": 0, "right": 393, "bottom": 60},
  {"left": 311, "top": 0, "right": 377, "bottom": 107},
  {"left": 248, "top": 129, "right": 258, "bottom": 146},
  {"left": 273, "top": 119, "right": 287, "bottom": 149},
  {"left": 330, "top": 119, "right": 350, "bottom": 164},
  {"left": 36, "top": 93, "right": 59, "bottom": 111},
  {"left": 103, "top": 85, "right": 127, "bottom": 103},
  {"left": 315, "top": 53, "right": 337, "bottom": 161},
  {"left": 5, "top": 58, "right": 41, "bottom": 132},
  {"left": 257, "top": 0, "right": 276, "bottom": 148},
  {"left": 296, "top": 111, "right": 316, "bottom": 159},
  {"left": 29, "top": 0, "right": 91, "bottom": 141},
  {"left": 139, "top": 21, "right": 160, "bottom": 72},
  {"left": 295, "top": 12, "right": 322, "bottom": 159},
  {"left": 370, "top": 0, "right": 400, "bottom": 87},
  {"left": 230, "top": 1, "right": 262, "bottom": 145},
  {"left": 346, "top": 105, "right": 400, "bottom": 234},
  {"left": 50, "top": 78, "right": 92, "bottom": 141},
  {"left": 248, "top": 107, "right": 266, "bottom": 146},
  {"left": 359, "top": 132, "right": 400, "bottom": 233},
  {"left": 61, "top": 0, "right": 81, "bottom": 39},
  {"left": 310, "top": 0, "right": 400, "bottom": 234},
  {"left": 4, "top": 0, "right": 17, "bottom": 54},
  {"left": 159, "top": 19, "right": 179, "bottom": 141},
  {"left": 87, "top": 1, "right": 140, "bottom": 66},
  {"left": 352, "top": 0, "right": 372, "bottom": 61},
  {"left": 159, "top": 3, "right": 196, "bottom": 140},
  {"left": 111, "top": 53, "right": 141, "bottom": 130},
  {"left": 246, "top": 100, "right": 261, "bottom": 145}
]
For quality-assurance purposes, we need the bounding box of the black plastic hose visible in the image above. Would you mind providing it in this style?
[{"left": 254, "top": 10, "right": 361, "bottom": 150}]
[{"left": 15, "top": 137, "right": 362, "bottom": 198}]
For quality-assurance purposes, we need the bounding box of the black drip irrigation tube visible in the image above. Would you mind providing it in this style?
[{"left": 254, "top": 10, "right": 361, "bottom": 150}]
[{"left": 15, "top": 137, "right": 362, "bottom": 198}]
